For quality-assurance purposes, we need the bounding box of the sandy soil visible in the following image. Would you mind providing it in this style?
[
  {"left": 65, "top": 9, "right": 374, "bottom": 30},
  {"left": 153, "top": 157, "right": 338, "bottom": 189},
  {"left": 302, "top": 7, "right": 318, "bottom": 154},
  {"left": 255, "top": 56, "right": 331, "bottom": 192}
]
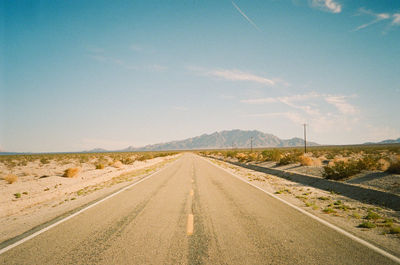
[
  {"left": 0, "top": 154, "right": 180, "bottom": 243},
  {"left": 207, "top": 157, "right": 400, "bottom": 257}
]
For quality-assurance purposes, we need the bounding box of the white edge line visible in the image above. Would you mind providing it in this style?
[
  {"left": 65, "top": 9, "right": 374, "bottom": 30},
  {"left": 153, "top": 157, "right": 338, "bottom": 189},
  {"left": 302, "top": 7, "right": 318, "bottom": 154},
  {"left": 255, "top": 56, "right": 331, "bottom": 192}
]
[
  {"left": 200, "top": 156, "right": 400, "bottom": 264},
  {"left": 0, "top": 158, "right": 180, "bottom": 256}
]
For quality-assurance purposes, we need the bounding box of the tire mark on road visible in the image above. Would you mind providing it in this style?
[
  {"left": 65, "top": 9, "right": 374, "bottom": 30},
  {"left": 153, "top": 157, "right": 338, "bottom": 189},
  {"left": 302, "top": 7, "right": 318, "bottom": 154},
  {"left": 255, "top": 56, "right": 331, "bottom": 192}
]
[{"left": 188, "top": 166, "right": 210, "bottom": 265}]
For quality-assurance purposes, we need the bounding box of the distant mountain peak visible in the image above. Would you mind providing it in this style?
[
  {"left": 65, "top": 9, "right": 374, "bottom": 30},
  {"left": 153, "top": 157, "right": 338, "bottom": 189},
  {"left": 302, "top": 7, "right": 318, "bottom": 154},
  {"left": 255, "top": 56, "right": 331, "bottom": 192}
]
[
  {"left": 120, "top": 129, "right": 318, "bottom": 151},
  {"left": 364, "top": 138, "right": 400, "bottom": 145}
]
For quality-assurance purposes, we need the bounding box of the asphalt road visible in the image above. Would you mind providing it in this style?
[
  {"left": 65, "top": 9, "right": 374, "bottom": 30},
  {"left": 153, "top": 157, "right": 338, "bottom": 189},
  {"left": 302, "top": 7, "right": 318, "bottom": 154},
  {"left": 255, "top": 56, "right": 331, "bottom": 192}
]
[{"left": 0, "top": 153, "right": 397, "bottom": 264}]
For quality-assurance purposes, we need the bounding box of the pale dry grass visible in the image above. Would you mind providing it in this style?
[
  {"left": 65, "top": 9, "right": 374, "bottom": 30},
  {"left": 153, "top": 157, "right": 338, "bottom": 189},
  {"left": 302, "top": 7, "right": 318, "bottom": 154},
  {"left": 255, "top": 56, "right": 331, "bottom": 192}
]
[
  {"left": 112, "top": 160, "right": 123, "bottom": 168},
  {"left": 63, "top": 168, "right": 79, "bottom": 178},
  {"left": 3, "top": 174, "right": 18, "bottom": 184}
]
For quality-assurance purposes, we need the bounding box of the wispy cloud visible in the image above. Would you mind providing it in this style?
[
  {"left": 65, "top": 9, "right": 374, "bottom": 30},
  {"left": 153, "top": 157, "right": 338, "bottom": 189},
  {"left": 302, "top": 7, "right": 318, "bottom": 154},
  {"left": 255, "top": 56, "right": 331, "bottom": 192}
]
[
  {"left": 391, "top": 13, "right": 400, "bottom": 26},
  {"left": 310, "top": 0, "right": 342, "bottom": 14},
  {"left": 242, "top": 92, "right": 322, "bottom": 116},
  {"left": 241, "top": 98, "right": 278, "bottom": 104},
  {"left": 353, "top": 8, "right": 391, "bottom": 31},
  {"left": 353, "top": 8, "right": 400, "bottom": 33},
  {"left": 241, "top": 92, "right": 358, "bottom": 132},
  {"left": 231, "top": 1, "right": 261, "bottom": 31},
  {"left": 241, "top": 92, "right": 355, "bottom": 112},
  {"left": 324, "top": 95, "right": 357, "bottom": 114},
  {"left": 241, "top": 93, "right": 319, "bottom": 105},
  {"left": 210, "top": 69, "right": 275, "bottom": 85},
  {"left": 188, "top": 66, "right": 281, "bottom": 86}
]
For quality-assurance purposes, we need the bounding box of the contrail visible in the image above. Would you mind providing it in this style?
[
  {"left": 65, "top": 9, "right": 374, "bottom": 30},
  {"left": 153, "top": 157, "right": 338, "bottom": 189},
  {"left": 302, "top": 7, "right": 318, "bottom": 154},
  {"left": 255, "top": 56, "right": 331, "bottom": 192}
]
[{"left": 232, "top": 1, "right": 261, "bottom": 31}]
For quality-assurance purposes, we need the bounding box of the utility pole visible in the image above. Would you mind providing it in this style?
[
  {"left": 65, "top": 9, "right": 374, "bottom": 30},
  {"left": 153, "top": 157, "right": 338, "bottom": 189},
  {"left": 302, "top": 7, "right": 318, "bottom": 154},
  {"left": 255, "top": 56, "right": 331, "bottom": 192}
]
[
  {"left": 250, "top": 137, "right": 253, "bottom": 153},
  {"left": 303, "top": 124, "right": 307, "bottom": 154}
]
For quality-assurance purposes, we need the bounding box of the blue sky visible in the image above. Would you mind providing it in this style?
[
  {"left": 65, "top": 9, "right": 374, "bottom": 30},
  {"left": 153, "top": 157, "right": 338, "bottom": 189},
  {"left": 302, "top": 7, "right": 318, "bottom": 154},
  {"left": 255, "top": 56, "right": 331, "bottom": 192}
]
[{"left": 1, "top": 0, "right": 400, "bottom": 152}]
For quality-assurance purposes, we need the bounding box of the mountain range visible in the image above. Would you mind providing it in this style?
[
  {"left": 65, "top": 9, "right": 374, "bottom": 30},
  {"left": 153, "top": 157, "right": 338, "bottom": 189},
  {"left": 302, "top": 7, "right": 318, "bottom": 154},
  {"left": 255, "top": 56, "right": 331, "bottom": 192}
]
[
  {"left": 363, "top": 138, "right": 400, "bottom": 145},
  {"left": 3, "top": 131, "right": 399, "bottom": 155},
  {"left": 117, "top": 129, "right": 318, "bottom": 152}
]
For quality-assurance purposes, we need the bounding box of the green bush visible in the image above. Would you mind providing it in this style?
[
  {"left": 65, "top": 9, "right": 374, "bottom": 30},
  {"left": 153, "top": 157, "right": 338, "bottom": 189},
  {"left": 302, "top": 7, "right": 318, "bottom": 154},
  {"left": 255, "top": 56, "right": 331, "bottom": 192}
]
[
  {"left": 40, "top": 158, "right": 50, "bottom": 164},
  {"left": 365, "top": 211, "right": 381, "bottom": 220},
  {"left": 389, "top": 225, "right": 400, "bottom": 234},
  {"left": 322, "top": 160, "right": 361, "bottom": 180},
  {"left": 95, "top": 163, "right": 105, "bottom": 169},
  {"left": 349, "top": 154, "right": 381, "bottom": 171},
  {"left": 121, "top": 157, "right": 135, "bottom": 165},
  {"left": 226, "top": 151, "right": 238, "bottom": 158},
  {"left": 358, "top": 222, "right": 376, "bottom": 229},
  {"left": 323, "top": 207, "right": 336, "bottom": 214},
  {"left": 137, "top": 153, "right": 154, "bottom": 161},
  {"left": 261, "top": 149, "right": 281, "bottom": 162}
]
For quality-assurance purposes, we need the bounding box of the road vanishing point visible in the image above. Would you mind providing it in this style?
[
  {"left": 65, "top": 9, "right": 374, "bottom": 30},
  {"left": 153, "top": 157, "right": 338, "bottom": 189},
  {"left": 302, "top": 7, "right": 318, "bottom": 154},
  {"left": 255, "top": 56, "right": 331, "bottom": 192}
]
[{"left": 0, "top": 153, "right": 398, "bottom": 265}]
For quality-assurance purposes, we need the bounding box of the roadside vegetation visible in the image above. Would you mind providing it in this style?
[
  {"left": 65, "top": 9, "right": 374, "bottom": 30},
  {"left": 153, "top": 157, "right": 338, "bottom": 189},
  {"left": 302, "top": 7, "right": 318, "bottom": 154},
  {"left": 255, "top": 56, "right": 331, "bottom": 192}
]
[
  {"left": 199, "top": 144, "right": 400, "bottom": 181},
  {"left": 0, "top": 151, "right": 177, "bottom": 183}
]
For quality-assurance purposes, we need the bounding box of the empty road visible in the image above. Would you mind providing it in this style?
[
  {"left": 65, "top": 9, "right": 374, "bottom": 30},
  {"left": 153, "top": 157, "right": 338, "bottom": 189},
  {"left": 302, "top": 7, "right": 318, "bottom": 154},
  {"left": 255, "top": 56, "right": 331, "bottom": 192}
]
[{"left": 0, "top": 153, "right": 398, "bottom": 264}]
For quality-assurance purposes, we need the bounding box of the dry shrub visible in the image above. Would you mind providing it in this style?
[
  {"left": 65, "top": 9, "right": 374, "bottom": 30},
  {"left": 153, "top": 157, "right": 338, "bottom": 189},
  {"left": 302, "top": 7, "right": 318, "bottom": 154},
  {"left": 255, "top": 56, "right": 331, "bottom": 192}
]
[
  {"left": 313, "top": 158, "right": 323, "bottom": 166},
  {"left": 278, "top": 152, "right": 301, "bottom": 166},
  {"left": 3, "top": 174, "right": 18, "bottom": 184},
  {"left": 137, "top": 154, "right": 154, "bottom": 161},
  {"left": 121, "top": 157, "right": 135, "bottom": 165},
  {"left": 328, "top": 157, "right": 349, "bottom": 166},
  {"left": 300, "top": 156, "right": 322, "bottom": 166},
  {"left": 63, "top": 168, "right": 79, "bottom": 178},
  {"left": 377, "top": 159, "right": 390, "bottom": 171},
  {"left": 235, "top": 153, "right": 248, "bottom": 162},
  {"left": 299, "top": 156, "right": 313, "bottom": 166},
  {"left": 112, "top": 161, "right": 123, "bottom": 168},
  {"left": 248, "top": 152, "right": 259, "bottom": 161}
]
